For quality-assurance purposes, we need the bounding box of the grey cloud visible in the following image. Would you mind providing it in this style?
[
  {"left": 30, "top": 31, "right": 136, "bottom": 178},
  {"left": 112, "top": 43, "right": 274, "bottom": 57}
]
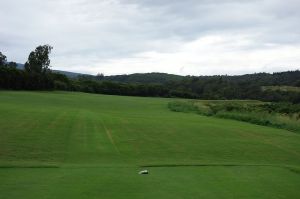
[{"left": 0, "top": 0, "right": 299, "bottom": 74}]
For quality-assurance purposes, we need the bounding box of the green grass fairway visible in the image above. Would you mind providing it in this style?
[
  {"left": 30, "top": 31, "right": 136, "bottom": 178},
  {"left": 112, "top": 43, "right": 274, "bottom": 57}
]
[{"left": 0, "top": 91, "right": 300, "bottom": 199}]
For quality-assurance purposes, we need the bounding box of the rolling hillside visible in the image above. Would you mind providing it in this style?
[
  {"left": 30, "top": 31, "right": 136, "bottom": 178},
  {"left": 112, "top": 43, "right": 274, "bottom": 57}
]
[
  {"left": 0, "top": 91, "right": 300, "bottom": 199},
  {"left": 103, "top": 72, "right": 184, "bottom": 84}
]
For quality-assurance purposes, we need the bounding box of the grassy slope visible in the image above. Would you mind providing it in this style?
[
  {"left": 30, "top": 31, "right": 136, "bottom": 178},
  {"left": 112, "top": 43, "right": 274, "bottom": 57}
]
[
  {"left": 0, "top": 91, "right": 300, "bottom": 199},
  {"left": 262, "top": 85, "right": 300, "bottom": 93}
]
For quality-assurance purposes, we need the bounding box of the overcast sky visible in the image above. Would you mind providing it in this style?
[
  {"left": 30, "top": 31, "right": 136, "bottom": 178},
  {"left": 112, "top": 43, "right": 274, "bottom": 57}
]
[{"left": 1, "top": 0, "right": 300, "bottom": 75}]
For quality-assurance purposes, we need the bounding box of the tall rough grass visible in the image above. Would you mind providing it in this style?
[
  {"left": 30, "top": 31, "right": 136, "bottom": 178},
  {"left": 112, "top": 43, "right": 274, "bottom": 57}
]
[
  {"left": 167, "top": 101, "right": 199, "bottom": 113},
  {"left": 168, "top": 101, "right": 300, "bottom": 133}
]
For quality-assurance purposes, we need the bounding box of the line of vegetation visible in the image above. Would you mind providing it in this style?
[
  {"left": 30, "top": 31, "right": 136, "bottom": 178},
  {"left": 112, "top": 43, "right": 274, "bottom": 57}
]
[
  {"left": 1, "top": 46, "right": 300, "bottom": 103},
  {"left": 168, "top": 100, "right": 300, "bottom": 133}
]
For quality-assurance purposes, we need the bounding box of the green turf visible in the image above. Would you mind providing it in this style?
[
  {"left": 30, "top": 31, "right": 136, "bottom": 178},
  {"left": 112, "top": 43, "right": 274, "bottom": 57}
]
[{"left": 0, "top": 91, "right": 300, "bottom": 199}]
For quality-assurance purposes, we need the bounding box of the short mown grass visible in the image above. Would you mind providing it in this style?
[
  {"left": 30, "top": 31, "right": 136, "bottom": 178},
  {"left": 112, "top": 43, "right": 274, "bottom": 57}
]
[{"left": 1, "top": 91, "right": 300, "bottom": 199}]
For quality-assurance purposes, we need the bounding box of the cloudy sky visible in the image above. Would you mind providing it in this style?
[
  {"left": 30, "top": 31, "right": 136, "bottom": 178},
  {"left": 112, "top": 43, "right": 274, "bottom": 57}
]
[{"left": 1, "top": 0, "right": 300, "bottom": 75}]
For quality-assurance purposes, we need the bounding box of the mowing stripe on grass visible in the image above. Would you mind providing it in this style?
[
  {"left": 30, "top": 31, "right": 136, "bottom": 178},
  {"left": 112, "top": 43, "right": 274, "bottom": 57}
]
[
  {"left": 101, "top": 121, "right": 120, "bottom": 154},
  {"left": 140, "top": 164, "right": 300, "bottom": 173}
]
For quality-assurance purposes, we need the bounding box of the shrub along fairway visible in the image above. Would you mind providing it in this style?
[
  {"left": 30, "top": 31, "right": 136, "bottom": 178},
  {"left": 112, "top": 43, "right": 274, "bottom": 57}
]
[{"left": 0, "top": 91, "right": 300, "bottom": 199}]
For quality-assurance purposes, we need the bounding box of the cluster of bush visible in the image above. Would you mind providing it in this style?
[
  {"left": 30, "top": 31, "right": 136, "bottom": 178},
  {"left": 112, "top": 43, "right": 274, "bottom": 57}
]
[{"left": 168, "top": 100, "right": 300, "bottom": 133}]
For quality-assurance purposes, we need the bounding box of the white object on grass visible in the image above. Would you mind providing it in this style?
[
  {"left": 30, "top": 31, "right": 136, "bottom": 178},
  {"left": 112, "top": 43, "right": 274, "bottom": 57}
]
[{"left": 139, "top": 170, "right": 149, "bottom": 174}]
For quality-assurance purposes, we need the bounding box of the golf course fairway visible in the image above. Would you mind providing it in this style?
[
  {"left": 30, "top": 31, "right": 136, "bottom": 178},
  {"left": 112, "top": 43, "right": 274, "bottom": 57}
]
[{"left": 0, "top": 91, "right": 299, "bottom": 199}]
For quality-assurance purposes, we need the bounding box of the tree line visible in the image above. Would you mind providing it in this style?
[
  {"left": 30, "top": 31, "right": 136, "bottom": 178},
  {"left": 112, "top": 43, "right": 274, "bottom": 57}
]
[
  {"left": 0, "top": 45, "right": 300, "bottom": 103},
  {"left": 0, "top": 45, "right": 54, "bottom": 90}
]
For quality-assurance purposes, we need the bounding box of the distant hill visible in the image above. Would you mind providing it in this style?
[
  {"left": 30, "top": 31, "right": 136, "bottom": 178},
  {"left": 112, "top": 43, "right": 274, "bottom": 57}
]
[
  {"left": 14, "top": 63, "right": 300, "bottom": 87},
  {"left": 103, "top": 72, "right": 184, "bottom": 84},
  {"left": 16, "top": 63, "right": 89, "bottom": 78},
  {"left": 103, "top": 71, "right": 300, "bottom": 86},
  {"left": 222, "top": 71, "right": 300, "bottom": 86},
  {"left": 15, "top": 63, "right": 184, "bottom": 82}
]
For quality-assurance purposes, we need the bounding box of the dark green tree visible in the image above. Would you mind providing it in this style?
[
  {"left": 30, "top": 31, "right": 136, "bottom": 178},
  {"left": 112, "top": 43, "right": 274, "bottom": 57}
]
[
  {"left": 96, "top": 73, "right": 104, "bottom": 80},
  {"left": 0, "top": 52, "right": 7, "bottom": 66},
  {"left": 24, "top": 45, "right": 53, "bottom": 74},
  {"left": 7, "top": 62, "right": 17, "bottom": 68}
]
